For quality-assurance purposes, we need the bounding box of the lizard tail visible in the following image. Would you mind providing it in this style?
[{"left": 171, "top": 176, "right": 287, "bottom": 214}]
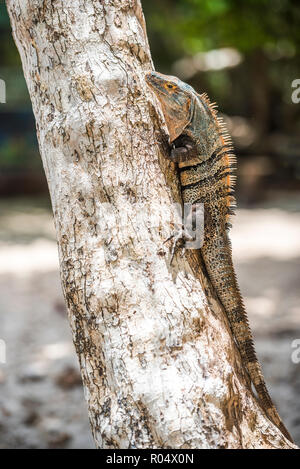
[
  {"left": 201, "top": 232, "right": 294, "bottom": 443},
  {"left": 227, "top": 308, "right": 294, "bottom": 443}
]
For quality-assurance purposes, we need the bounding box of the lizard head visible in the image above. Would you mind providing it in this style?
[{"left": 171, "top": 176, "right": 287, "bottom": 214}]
[{"left": 145, "top": 71, "right": 195, "bottom": 142}]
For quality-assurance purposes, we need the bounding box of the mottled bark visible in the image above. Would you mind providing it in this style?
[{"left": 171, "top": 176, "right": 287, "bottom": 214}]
[{"left": 6, "top": 0, "right": 296, "bottom": 449}]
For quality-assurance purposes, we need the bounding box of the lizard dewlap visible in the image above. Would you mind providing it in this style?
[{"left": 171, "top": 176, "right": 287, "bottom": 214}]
[{"left": 146, "top": 70, "right": 293, "bottom": 443}]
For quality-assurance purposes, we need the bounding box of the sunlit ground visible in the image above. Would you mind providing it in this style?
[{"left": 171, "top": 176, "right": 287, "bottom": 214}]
[{"left": 0, "top": 195, "right": 299, "bottom": 448}]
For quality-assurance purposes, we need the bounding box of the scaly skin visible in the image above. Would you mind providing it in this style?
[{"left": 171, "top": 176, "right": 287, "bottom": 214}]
[{"left": 146, "top": 70, "right": 293, "bottom": 443}]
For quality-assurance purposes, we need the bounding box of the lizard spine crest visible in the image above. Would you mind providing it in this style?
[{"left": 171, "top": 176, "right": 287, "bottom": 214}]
[{"left": 199, "top": 91, "right": 237, "bottom": 228}]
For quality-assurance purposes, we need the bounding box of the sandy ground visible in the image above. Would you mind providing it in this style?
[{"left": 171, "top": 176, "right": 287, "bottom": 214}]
[{"left": 0, "top": 195, "right": 299, "bottom": 448}]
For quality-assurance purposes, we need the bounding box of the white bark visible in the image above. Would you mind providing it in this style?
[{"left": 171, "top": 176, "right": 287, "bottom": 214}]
[{"left": 6, "top": 0, "right": 296, "bottom": 449}]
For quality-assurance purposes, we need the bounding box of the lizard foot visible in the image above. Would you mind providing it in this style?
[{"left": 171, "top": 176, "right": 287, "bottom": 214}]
[
  {"left": 166, "top": 134, "right": 199, "bottom": 163},
  {"left": 164, "top": 226, "right": 195, "bottom": 264}
]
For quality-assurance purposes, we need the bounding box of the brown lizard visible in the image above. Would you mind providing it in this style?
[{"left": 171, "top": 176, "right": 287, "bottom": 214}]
[{"left": 146, "top": 70, "right": 293, "bottom": 443}]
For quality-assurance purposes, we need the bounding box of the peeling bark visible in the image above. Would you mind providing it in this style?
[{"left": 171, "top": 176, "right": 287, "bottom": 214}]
[{"left": 6, "top": 0, "right": 296, "bottom": 449}]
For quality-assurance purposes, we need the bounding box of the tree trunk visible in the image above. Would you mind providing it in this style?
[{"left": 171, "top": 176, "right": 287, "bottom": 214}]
[{"left": 6, "top": 0, "right": 295, "bottom": 449}]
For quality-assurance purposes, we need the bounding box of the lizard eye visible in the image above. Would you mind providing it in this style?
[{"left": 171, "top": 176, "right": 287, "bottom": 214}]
[{"left": 165, "top": 82, "right": 176, "bottom": 90}]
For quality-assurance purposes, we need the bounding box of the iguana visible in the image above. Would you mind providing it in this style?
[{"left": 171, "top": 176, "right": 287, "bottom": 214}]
[{"left": 145, "top": 70, "right": 293, "bottom": 443}]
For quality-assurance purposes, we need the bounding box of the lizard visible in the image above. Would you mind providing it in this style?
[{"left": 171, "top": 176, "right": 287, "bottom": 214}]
[{"left": 145, "top": 70, "right": 293, "bottom": 443}]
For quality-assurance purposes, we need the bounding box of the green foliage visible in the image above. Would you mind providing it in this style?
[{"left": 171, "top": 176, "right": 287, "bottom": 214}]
[
  {"left": 143, "top": 0, "right": 300, "bottom": 55},
  {"left": 0, "top": 135, "right": 41, "bottom": 170}
]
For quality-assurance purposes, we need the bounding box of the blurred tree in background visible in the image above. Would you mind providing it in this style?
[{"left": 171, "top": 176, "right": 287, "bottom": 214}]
[{"left": 1, "top": 0, "right": 300, "bottom": 196}]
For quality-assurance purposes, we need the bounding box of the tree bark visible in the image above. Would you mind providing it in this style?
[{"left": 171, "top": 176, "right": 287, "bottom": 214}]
[{"left": 6, "top": 0, "right": 296, "bottom": 449}]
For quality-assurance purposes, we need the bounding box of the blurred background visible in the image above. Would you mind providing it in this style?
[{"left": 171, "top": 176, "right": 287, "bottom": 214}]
[{"left": 0, "top": 0, "right": 300, "bottom": 448}]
